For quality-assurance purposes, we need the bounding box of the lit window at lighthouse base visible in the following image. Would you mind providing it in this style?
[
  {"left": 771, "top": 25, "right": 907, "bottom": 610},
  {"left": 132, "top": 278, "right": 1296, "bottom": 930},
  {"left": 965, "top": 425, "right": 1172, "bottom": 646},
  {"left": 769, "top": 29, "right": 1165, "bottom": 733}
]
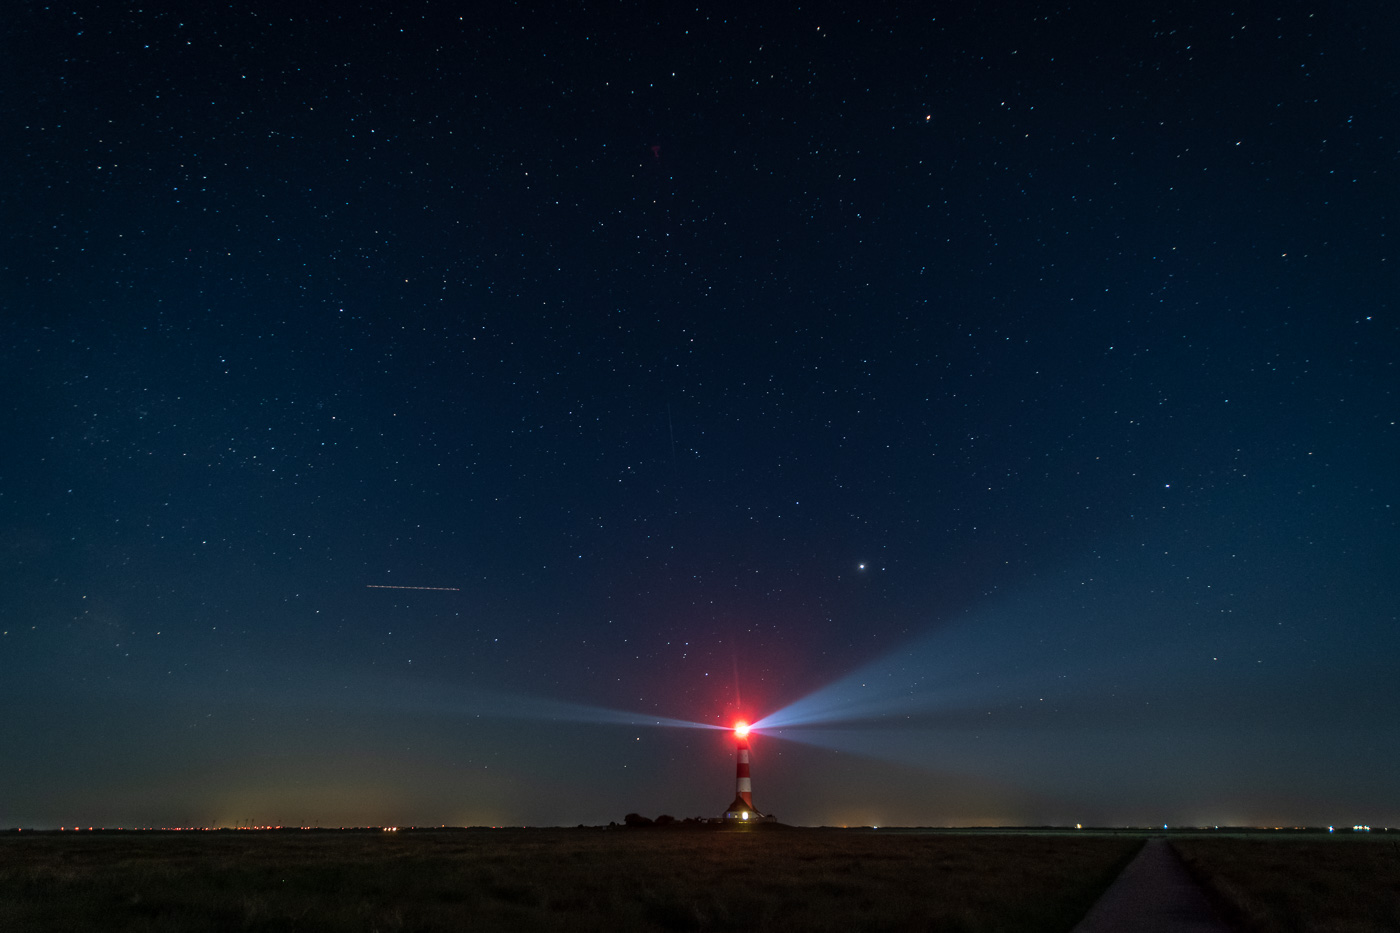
[{"left": 742, "top": 812, "right": 749, "bottom": 820}]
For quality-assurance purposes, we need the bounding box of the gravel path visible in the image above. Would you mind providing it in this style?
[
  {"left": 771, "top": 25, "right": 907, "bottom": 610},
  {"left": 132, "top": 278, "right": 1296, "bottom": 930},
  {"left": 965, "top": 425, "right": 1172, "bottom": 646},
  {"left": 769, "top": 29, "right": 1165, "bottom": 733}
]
[{"left": 1073, "top": 838, "right": 1234, "bottom": 933}]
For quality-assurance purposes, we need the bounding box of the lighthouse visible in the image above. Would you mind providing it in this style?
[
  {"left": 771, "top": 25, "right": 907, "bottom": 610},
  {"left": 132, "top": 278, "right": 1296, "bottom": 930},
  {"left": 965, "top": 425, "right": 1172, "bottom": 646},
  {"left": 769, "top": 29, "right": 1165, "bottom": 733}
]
[{"left": 722, "top": 722, "right": 764, "bottom": 821}]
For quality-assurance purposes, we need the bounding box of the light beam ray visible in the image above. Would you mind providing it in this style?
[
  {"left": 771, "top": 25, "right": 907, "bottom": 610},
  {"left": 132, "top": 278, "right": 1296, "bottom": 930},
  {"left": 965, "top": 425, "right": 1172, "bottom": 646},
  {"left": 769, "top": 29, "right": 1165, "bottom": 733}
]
[
  {"left": 749, "top": 557, "right": 1245, "bottom": 739},
  {"left": 343, "top": 677, "right": 725, "bottom": 732},
  {"left": 486, "top": 692, "right": 726, "bottom": 731}
]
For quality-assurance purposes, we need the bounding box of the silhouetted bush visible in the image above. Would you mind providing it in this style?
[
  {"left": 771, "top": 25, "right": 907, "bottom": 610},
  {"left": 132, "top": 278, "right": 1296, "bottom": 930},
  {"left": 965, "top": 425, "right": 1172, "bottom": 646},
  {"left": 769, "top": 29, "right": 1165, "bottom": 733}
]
[{"left": 623, "top": 813, "right": 653, "bottom": 827}]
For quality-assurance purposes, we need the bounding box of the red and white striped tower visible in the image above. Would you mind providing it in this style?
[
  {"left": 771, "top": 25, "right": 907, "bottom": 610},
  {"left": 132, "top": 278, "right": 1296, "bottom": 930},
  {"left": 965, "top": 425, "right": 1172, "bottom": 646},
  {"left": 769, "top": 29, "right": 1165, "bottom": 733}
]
[
  {"left": 735, "top": 723, "right": 753, "bottom": 809},
  {"left": 723, "top": 722, "right": 761, "bottom": 819}
]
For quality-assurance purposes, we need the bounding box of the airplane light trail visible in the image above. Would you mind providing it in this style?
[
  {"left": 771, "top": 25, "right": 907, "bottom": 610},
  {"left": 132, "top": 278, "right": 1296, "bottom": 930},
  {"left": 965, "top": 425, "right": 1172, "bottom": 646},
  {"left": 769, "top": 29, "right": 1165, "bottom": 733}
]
[{"left": 365, "top": 585, "right": 461, "bottom": 591}]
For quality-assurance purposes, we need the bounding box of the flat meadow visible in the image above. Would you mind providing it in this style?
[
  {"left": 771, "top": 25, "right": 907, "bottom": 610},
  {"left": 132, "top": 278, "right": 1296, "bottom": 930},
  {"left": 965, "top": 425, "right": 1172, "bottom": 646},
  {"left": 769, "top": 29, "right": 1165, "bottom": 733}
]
[
  {"left": 1172, "top": 835, "right": 1400, "bottom": 933},
  {"left": 0, "top": 827, "right": 1141, "bottom": 932}
]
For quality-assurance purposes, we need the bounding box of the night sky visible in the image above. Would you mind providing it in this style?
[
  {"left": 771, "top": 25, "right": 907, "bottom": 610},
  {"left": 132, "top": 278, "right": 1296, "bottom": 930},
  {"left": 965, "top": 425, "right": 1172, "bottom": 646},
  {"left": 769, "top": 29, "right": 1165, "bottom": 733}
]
[{"left": 4, "top": 1, "right": 1397, "bottom": 830}]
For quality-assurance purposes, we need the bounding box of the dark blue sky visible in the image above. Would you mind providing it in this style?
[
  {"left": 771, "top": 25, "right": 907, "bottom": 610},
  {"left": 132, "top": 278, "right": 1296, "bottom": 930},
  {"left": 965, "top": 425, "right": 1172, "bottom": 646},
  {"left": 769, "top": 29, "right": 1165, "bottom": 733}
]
[{"left": 3, "top": 1, "right": 1397, "bottom": 829}]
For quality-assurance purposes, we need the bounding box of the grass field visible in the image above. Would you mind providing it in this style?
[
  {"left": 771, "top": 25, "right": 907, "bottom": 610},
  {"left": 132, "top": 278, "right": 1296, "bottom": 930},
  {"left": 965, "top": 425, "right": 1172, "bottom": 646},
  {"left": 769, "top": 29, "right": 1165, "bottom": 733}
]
[
  {"left": 0, "top": 828, "right": 1142, "bottom": 932},
  {"left": 1172, "top": 836, "right": 1400, "bottom": 933}
]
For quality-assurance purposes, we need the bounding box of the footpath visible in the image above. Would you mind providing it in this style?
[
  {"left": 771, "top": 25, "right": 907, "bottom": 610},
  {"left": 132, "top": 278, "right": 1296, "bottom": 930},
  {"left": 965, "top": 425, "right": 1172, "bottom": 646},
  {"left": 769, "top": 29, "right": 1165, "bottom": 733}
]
[{"left": 1073, "top": 838, "right": 1234, "bottom": 933}]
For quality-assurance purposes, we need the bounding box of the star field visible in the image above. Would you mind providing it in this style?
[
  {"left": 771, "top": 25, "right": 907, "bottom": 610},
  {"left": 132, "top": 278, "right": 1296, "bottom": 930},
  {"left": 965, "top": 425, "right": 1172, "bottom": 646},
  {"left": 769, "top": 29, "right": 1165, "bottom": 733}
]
[{"left": 2, "top": 1, "right": 1397, "bottom": 828}]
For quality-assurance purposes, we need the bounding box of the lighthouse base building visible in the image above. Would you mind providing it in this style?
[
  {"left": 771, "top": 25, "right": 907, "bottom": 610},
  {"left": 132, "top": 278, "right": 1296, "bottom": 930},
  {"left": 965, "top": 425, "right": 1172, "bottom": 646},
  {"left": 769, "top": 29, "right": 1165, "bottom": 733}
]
[{"left": 722, "top": 796, "right": 765, "bottom": 822}]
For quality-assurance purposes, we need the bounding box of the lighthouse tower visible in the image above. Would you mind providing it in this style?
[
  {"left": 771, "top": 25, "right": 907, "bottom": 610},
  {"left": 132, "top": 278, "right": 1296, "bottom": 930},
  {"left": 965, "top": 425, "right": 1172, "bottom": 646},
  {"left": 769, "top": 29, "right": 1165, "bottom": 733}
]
[{"left": 722, "top": 722, "right": 763, "bottom": 820}]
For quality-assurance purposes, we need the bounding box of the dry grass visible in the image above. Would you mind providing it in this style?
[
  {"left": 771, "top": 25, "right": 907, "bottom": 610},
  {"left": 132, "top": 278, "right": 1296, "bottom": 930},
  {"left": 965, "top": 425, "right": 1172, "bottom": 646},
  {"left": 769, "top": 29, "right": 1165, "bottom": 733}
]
[
  {"left": 0, "top": 828, "right": 1140, "bottom": 932},
  {"left": 1172, "top": 836, "right": 1400, "bottom": 933}
]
